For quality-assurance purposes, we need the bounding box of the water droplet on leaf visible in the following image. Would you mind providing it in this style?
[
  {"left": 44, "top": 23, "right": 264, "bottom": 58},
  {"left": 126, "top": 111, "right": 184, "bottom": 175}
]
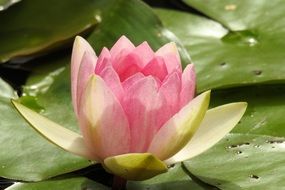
[
  {"left": 228, "top": 142, "right": 250, "bottom": 149},
  {"left": 236, "top": 150, "right": 243, "bottom": 154},
  {"left": 224, "top": 4, "right": 237, "bottom": 11},
  {"left": 249, "top": 174, "right": 260, "bottom": 180},
  {"left": 253, "top": 70, "right": 262, "bottom": 75},
  {"left": 167, "top": 164, "right": 175, "bottom": 169}
]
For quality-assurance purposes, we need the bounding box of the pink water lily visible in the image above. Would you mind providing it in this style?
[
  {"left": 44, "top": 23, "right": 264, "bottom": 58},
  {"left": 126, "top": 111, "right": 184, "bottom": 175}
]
[
  {"left": 71, "top": 35, "right": 198, "bottom": 161},
  {"left": 12, "top": 36, "right": 247, "bottom": 181}
]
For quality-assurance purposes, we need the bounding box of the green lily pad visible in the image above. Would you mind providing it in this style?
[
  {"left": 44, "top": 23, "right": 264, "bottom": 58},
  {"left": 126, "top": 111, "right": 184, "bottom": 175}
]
[
  {"left": 0, "top": 77, "right": 91, "bottom": 182},
  {"left": 127, "top": 163, "right": 216, "bottom": 190},
  {"left": 185, "top": 134, "right": 285, "bottom": 190},
  {"left": 183, "top": 0, "right": 285, "bottom": 31},
  {"left": 0, "top": 77, "right": 17, "bottom": 99},
  {"left": 0, "top": 0, "right": 21, "bottom": 11},
  {"left": 6, "top": 177, "right": 109, "bottom": 190},
  {"left": 0, "top": 0, "right": 101, "bottom": 63},
  {"left": 182, "top": 85, "right": 285, "bottom": 189},
  {"left": 155, "top": 2, "right": 285, "bottom": 92}
]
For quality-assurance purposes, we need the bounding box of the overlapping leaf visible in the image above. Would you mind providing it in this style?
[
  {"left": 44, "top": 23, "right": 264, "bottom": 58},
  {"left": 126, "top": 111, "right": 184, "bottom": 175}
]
[
  {"left": 0, "top": 0, "right": 101, "bottom": 63},
  {"left": 186, "top": 133, "right": 285, "bottom": 190},
  {"left": 156, "top": 1, "right": 285, "bottom": 91},
  {"left": 6, "top": 177, "right": 109, "bottom": 190},
  {"left": 127, "top": 163, "right": 215, "bottom": 190}
]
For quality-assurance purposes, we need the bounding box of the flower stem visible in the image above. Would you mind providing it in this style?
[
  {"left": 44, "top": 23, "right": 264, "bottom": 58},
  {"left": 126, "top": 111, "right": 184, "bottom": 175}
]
[{"left": 112, "top": 175, "right": 127, "bottom": 190}]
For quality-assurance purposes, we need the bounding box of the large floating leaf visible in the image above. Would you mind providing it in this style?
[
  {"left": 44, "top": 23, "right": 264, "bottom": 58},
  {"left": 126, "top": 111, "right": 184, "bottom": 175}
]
[
  {"left": 182, "top": 85, "right": 285, "bottom": 189},
  {"left": 6, "top": 177, "right": 109, "bottom": 190},
  {"left": 183, "top": 0, "right": 285, "bottom": 31},
  {"left": 0, "top": 0, "right": 21, "bottom": 11},
  {"left": 0, "top": 77, "right": 90, "bottom": 181},
  {"left": 186, "top": 134, "right": 285, "bottom": 190},
  {"left": 127, "top": 163, "right": 216, "bottom": 190},
  {"left": 0, "top": 0, "right": 101, "bottom": 63},
  {"left": 156, "top": 1, "right": 285, "bottom": 91},
  {"left": 0, "top": 77, "right": 17, "bottom": 99}
]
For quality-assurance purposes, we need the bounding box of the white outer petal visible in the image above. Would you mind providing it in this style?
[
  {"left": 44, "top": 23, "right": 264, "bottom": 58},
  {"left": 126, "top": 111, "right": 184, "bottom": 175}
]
[
  {"left": 165, "top": 102, "right": 247, "bottom": 165},
  {"left": 11, "top": 100, "right": 93, "bottom": 160}
]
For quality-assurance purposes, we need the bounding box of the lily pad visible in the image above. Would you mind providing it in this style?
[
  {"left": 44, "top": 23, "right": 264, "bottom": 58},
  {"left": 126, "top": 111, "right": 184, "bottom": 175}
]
[
  {"left": 0, "top": 77, "right": 17, "bottom": 99},
  {"left": 182, "top": 85, "right": 285, "bottom": 189},
  {"left": 0, "top": 0, "right": 101, "bottom": 63},
  {"left": 127, "top": 163, "right": 216, "bottom": 190},
  {"left": 155, "top": 2, "right": 285, "bottom": 92},
  {"left": 5, "top": 177, "right": 109, "bottom": 190},
  {"left": 185, "top": 133, "right": 285, "bottom": 190},
  {"left": 0, "top": 77, "right": 91, "bottom": 182},
  {"left": 0, "top": 0, "right": 21, "bottom": 11}
]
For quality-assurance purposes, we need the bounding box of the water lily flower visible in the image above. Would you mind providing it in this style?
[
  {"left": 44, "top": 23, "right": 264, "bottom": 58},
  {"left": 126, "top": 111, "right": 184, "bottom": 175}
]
[{"left": 12, "top": 36, "right": 247, "bottom": 181}]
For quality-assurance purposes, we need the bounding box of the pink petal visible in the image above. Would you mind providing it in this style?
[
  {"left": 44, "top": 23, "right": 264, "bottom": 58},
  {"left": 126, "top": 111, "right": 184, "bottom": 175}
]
[
  {"left": 159, "top": 71, "right": 181, "bottom": 118},
  {"left": 78, "top": 75, "right": 130, "bottom": 161},
  {"left": 99, "top": 65, "right": 124, "bottom": 101},
  {"left": 156, "top": 42, "right": 182, "bottom": 74},
  {"left": 71, "top": 36, "right": 97, "bottom": 116},
  {"left": 76, "top": 52, "right": 96, "bottom": 115},
  {"left": 180, "top": 64, "right": 196, "bottom": 108},
  {"left": 113, "top": 53, "right": 142, "bottom": 82},
  {"left": 122, "top": 72, "right": 145, "bottom": 91},
  {"left": 142, "top": 57, "right": 168, "bottom": 81},
  {"left": 133, "top": 42, "right": 154, "bottom": 68},
  {"left": 121, "top": 76, "right": 166, "bottom": 152},
  {"left": 110, "top": 36, "right": 135, "bottom": 60},
  {"left": 95, "top": 47, "right": 111, "bottom": 74}
]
